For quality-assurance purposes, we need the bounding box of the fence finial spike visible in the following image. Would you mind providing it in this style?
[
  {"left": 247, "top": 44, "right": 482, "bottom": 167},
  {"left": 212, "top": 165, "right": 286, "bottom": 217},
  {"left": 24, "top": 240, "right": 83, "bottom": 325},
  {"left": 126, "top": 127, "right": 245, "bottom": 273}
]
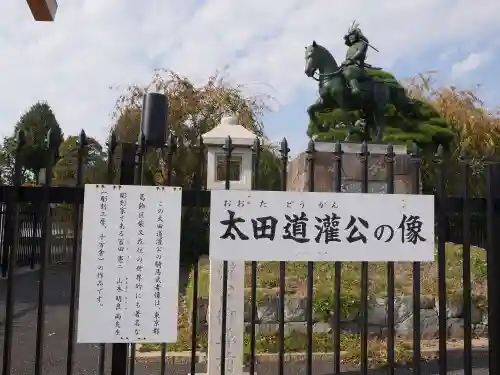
[
  {"left": 46, "top": 127, "right": 61, "bottom": 151},
  {"left": 165, "top": 133, "right": 177, "bottom": 156},
  {"left": 386, "top": 143, "right": 394, "bottom": 154},
  {"left": 334, "top": 140, "right": 342, "bottom": 154},
  {"left": 361, "top": 140, "right": 368, "bottom": 156},
  {"left": 79, "top": 129, "right": 88, "bottom": 146},
  {"left": 252, "top": 137, "right": 261, "bottom": 151},
  {"left": 436, "top": 144, "right": 444, "bottom": 158},
  {"left": 222, "top": 135, "right": 233, "bottom": 154},
  {"left": 16, "top": 129, "right": 26, "bottom": 150},
  {"left": 280, "top": 138, "right": 289, "bottom": 158},
  {"left": 411, "top": 142, "right": 419, "bottom": 157},
  {"left": 459, "top": 149, "right": 467, "bottom": 161},
  {"left": 306, "top": 138, "right": 315, "bottom": 154},
  {"left": 168, "top": 133, "right": 177, "bottom": 147},
  {"left": 108, "top": 131, "right": 117, "bottom": 152}
]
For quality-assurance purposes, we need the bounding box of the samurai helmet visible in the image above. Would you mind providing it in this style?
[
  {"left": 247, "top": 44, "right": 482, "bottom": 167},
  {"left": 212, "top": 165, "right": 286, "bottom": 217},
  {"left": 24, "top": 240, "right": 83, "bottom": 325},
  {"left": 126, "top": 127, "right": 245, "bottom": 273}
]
[{"left": 344, "top": 21, "right": 367, "bottom": 43}]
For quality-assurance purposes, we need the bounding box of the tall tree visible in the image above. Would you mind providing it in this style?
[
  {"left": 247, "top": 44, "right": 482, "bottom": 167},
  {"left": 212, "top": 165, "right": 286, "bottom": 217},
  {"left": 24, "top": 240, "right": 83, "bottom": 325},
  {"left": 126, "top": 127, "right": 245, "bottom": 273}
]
[
  {"left": 0, "top": 102, "right": 63, "bottom": 184},
  {"left": 110, "top": 69, "right": 282, "bottom": 263},
  {"left": 52, "top": 135, "right": 107, "bottom": 185},
  {"left": 111, "top": 69, "right": 279, "bottom": 190},
  {"left": 405, "top": 73, "right": 500, "bottom": 196}
]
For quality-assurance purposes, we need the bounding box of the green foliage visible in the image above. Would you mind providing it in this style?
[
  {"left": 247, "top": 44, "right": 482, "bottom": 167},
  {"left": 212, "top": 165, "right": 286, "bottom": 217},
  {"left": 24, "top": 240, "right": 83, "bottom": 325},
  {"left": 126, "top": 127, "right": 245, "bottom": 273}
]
[
  {"left": 109, "top": 70, "right": 281, "bottom": 264},
  {"left": 0, "top": 102, "right": 63, "bottom": 184},
  {"left": 308, "top": 69, "right": 455, "bottom": 153},
  {"left": 52, "top": 135, "right": 108, "bottom": 185},
  {"left": 313, "top": 290, "right": 360, "bottom": 322}
]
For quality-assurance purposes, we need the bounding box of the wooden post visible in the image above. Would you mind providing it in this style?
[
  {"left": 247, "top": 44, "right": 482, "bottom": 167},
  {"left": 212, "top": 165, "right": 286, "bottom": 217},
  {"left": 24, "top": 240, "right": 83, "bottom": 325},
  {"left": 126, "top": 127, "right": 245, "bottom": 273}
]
[{"left": 27, "top": 0, "right": 58, "bottom": 21}]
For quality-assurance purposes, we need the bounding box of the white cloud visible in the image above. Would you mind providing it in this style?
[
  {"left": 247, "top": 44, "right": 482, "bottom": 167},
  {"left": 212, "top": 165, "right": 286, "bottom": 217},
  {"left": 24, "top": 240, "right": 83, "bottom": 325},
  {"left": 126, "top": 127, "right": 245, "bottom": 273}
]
[
  {"left": 439, "top": 48, "right": 458, "bottom": 61},
  {"left": 0, "top": 0, "right": 499, "bottom": 145},
  {"left": 451, "top": 52, "right": 490, "bottom": 78}
]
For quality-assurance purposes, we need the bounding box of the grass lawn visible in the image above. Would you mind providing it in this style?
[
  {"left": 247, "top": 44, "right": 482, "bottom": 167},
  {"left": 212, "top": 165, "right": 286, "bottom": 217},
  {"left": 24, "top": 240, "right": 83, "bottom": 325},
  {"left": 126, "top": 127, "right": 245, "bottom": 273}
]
[{"left": 140, "top": 243, "right": 487, "bottom": 367}]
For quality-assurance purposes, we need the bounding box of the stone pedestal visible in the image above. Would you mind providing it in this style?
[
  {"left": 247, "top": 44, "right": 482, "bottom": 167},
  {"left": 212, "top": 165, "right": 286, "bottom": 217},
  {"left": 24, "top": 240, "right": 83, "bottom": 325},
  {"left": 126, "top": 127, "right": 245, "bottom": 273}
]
[{"left": 288, "top": 142, "right": 416, "bottom": 193}]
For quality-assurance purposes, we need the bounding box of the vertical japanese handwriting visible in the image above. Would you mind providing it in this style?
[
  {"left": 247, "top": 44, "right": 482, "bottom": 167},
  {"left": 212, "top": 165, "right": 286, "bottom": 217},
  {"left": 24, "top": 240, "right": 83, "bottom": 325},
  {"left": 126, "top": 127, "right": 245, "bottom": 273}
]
[
  {"left": 115, "top": 190, "right": 128, "bottom": 338},
  {"left": 134, "top": 192, "right": 146, "bottom": 337},
  {"left": 117, "top": 191, "right": 127, "bottom": 268},
  {"left": 115, "top": 277, "right": 124, "bottom": 338},
  {"left": 153, "top": 200, "right": 164, "bottom": 336},
  {"left": 96, "top": 187, "right": 107, "bottom": 307}
]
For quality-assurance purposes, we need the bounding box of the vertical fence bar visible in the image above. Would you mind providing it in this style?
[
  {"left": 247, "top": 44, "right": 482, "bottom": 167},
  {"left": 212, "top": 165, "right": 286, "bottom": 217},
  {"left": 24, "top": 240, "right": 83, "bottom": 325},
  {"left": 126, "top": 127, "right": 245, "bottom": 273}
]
[
  {"left": 359, "top": 141, "right": 369, "bottom": 375},
  {"left": 459, "top": 152, "right": 472, "bottom": 375},
  {"left": 0, "top": 206, "right": 5, "bottom": 276},
  {"left": 220, "top": 135, "right": 233, "bottom": 375},
  {"left": 306, "top": 140, "right": 315, "bottom": 375},
  {"left": 66, "top": 130, "right": 88, "bottom": 375},
  {"left": 107, "top": 132, "right": 117, "bottom": 184},
  {"left": 410, "top": 143, "right": 421, "bottom": 375},
  {"left": 190, "top": 135, "right": 204, "bottom": 375},
  {"left": 129, "top": 133, "right": 146, "bottom": 375},
  {"left": 249, "top": 137, "right": 261, "bottom": 375},
  {"left": 486, "top": 163, "right": 500, "bottom": 375},
  {"left": 0, "top": 199, "right": 11, "bottom": 278},
  {"left": 110, "top": 142, "right": 137, "bottom": 375},
  {"left": 332, "top": 141, "right": 342, "bottom": 375},
  {"left": 30, "top": 201, "right": 38, "bottom": 269},
  {"left": 278, "top": 138, "right": 289, "bottom": 375},
  {"left": 1, "top": 200, "right": 10, "bottom": 278},
  {"left": 97, "top": 132, "right": 117, "bottom": 375},
  {"left": 385, "top": 144, "right": 395, "bottom": 375},
  {"left": 34, "top": 128, "right": 59, "bottom": 375},
  {"left": 164, "top": 134, "right": 176, "bottom": 186},
  {"left": 2, "top": 130, "right": 25, "bottom": 375},
  {"left": 160, "top": 133, "right": 176, "bottom": 375},
  {"left": 435, "top": 145, "right": 447, "bottom": 375}
]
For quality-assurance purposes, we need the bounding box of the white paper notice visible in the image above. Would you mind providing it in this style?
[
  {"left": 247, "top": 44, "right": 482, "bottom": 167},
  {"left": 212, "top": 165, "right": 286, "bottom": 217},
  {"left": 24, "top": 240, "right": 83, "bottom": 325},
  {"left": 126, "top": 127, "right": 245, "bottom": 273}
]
[
  {"left": 77, "top": 184, "right": 182, "bottom": 343},
  {"left": 209, "top": 190, "right": 434, "bottom": 262}
]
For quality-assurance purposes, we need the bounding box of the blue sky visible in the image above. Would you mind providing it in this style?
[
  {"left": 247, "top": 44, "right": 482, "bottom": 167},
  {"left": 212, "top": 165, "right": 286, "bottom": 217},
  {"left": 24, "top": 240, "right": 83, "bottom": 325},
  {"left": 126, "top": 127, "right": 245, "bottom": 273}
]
[{"left": 0, "top": 0, "right": 499, "bottom": 154}]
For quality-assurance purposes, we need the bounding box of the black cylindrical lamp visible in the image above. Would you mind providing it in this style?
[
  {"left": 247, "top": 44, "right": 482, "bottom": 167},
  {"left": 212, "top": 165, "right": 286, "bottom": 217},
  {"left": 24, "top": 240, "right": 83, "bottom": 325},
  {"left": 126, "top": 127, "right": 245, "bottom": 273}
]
[{"left": 141, "top": 92, "right": 168, "bottom": 148}]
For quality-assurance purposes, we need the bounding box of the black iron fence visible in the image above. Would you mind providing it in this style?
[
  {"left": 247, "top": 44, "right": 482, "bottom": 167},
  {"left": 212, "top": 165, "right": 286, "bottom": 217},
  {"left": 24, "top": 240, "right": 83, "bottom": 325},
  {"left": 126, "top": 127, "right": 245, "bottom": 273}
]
[
  {"left": 0, "top": 129, "right": 499, "bottom": 375},
  {"left": 0, "top": 205, "right": 75, "bottom": 275}
]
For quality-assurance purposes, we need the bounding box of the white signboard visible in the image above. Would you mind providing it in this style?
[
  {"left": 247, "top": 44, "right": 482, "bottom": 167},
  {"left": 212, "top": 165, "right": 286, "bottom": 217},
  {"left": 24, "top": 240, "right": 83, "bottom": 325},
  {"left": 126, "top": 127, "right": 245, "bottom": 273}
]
[
  {"left": 209, "top": 190, "right": 434, "bottom": 262},
  {"left": 77, "top": 184, "right": 182, "bottom": 343}
]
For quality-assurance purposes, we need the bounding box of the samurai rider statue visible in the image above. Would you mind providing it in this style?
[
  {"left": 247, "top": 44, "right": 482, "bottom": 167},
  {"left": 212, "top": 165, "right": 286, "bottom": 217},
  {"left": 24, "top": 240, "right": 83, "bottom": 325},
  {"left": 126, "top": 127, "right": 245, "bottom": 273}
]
[{"left": 341, "top": 21, "right": 379, "bottom": 97}]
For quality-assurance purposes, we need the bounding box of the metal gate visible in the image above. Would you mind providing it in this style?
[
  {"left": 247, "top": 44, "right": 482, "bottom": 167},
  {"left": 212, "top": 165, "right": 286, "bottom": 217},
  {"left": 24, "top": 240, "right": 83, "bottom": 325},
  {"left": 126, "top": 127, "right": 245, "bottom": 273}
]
[{"left": 0, "top": 129, "right": 499, "bottom": 374}]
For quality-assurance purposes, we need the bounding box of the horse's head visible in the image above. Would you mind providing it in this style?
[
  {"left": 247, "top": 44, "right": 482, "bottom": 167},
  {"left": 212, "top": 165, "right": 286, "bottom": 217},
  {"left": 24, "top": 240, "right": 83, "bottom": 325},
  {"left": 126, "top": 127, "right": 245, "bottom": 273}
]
[{"left": 304, "top": 41, "right": 338, "bottom": 78}]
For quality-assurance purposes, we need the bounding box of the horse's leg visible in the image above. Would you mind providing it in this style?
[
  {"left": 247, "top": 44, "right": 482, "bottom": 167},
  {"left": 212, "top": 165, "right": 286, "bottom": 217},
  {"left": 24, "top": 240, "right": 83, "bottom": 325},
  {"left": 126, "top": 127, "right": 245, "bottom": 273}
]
[
  {"left": 372, "top": 83, "right": 389, "bottom": 143},
  {"left": 372, "top": 111, "right": 383, "bottom": 143},
  {"left": 307, "top": 97, "right": 326, "bottom": 132},
  {"left": 363, "top": 115, "right": 371, "bottom": 142},
  {"left": 345, "top": 121, "right": 354, "bottom": 141}
]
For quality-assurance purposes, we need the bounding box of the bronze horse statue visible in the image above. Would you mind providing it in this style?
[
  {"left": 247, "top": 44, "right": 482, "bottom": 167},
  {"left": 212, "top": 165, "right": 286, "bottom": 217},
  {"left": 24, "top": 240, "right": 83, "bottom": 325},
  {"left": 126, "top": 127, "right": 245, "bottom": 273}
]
[{"left": 304, "top": 41, "right": 409, "bottom": 142}]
